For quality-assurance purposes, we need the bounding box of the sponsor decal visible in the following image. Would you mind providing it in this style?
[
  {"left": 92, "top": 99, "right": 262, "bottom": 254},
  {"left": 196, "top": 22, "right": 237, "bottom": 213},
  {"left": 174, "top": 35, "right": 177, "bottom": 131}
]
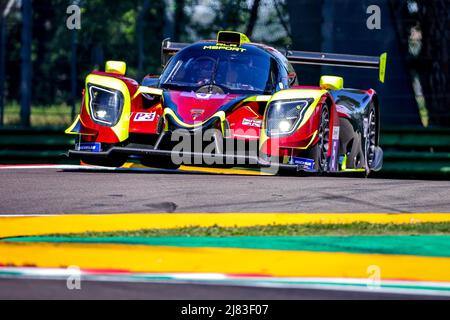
[
  {"left": 203, "top": 43, "right": 247, "bottom": 53},
  {"left": 330, "top": 126, "right": 340, "bottom": 172},
  {"left": 191, "top": 109, "right": 205, "bottom": 120},
  {"left": 242, "top": 118, "right": 262, "bottom": 128},
  {"left": 134, "top": 112, "right": 156, "bottom": 122},
  {"left": 195, "top": 93, "right": 212, "bottom": 100},
  {"left": 289, "top": 157, "right": 315, "bottom": 171},
  {"left": 180, "top": 92, "right": 227, "bottom": 99},
  {"left": 77, "top": 142, "right": 101, "bottom": 153}
]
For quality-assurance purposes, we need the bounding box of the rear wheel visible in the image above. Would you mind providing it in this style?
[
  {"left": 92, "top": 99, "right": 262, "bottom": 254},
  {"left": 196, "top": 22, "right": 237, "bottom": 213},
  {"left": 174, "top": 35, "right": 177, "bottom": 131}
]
[
  {"left": 310, "top": 104, "right": 330, "bottom": 173},
  {"left": 364, "top": 103, "right": 378, "bottom": 177}
]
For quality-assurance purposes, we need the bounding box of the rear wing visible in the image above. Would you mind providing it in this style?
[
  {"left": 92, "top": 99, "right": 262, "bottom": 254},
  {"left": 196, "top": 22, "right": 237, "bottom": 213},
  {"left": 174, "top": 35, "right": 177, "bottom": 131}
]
[
  {"left": 161, "top": 38, "right": 190, "bottom": 67},
  {"left": 285, "top": 50, "right": 387, "bottom": 83}
]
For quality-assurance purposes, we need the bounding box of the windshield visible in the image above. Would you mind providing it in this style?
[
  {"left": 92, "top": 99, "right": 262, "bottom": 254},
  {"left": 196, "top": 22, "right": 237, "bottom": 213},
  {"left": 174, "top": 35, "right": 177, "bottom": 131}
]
[{"left": 159, "top": 45, "right": 275, "bottom": 94}]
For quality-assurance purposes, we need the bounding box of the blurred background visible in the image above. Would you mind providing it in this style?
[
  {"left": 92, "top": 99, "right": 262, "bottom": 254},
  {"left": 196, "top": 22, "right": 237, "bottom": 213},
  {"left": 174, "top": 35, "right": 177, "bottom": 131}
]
[{"left": 0, "top": 0, "right": 448, "bottom": 177}]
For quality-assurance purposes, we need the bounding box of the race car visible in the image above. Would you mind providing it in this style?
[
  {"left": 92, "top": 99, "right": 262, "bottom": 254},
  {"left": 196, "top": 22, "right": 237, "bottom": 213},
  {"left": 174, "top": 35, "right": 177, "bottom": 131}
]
[{"left": 66, "top": 31, "right": 387, "bottom": 176}]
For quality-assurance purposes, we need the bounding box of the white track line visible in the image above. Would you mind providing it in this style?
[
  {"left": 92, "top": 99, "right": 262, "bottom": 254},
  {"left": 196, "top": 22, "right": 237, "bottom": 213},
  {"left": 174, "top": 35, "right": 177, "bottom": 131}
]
[
  {"left": 0, "top": 214, "right": 61, "bottom": 217},
  {"left": 1, "top": 267, "right": 449, "bottom": 297},
  {"left": 0, "top": 164, "right": 167, "bottom": 172},
  {"left": 0, "top": 165, "right": 85, "bottom": 170}
]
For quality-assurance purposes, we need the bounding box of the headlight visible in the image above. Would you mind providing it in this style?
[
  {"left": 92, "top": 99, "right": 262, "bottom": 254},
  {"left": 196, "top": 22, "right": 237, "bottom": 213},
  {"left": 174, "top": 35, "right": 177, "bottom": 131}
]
[
  {"left": 88, "top": 84, "right": 124, "bottom": 126},
  {"left": 265, "top": 99, "right": 314, "bottom": 136}
]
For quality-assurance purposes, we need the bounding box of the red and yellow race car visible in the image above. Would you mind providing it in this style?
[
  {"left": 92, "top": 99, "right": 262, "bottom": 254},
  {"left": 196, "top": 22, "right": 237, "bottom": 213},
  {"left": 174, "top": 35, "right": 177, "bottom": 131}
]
[{"left": 66, "top": 31, "right": 387, "bottom": 176}]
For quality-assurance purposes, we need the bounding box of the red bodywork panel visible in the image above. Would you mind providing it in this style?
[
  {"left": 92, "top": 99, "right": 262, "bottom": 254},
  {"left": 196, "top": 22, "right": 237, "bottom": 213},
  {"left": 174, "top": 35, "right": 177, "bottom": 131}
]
[
  {"left": 80, "top": 71, "right": 143, "bottom": 143},
  {"left": 260, "top": 93, "right": 339, "bottom": 158},
  {"left": 79, "top": 71, "right": 341, "bottom": 160},
  {"left": 129, "top": 106, "right": 163, "bottom": 135},
  {"left": 165, "top": 91, "right": 241, "bottom": 124},
  {"left": 227, "top": 102, "right": 262, "bottom": 141}
]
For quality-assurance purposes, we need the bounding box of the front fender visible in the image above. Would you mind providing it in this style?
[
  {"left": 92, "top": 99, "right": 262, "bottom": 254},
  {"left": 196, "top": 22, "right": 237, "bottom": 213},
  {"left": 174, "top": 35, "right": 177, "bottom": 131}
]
[{"left": 260, "top": 89, "right": 338, "bottom": 156}]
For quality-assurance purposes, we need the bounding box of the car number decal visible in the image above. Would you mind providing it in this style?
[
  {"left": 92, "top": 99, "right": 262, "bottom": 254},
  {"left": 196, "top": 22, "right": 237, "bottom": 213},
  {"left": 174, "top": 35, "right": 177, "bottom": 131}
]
[{"left": 134, "top": 112, "right": 156, "bottom": 122}]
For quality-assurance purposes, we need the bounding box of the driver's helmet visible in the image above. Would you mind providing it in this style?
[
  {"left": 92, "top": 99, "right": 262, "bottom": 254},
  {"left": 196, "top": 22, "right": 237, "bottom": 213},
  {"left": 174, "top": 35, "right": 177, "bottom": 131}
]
[
  {"left": 191, "top": 57, "right": 215, "bottom": 84},
  {"left": 223, "top": 55, "right": 252, "bottom": 85}
]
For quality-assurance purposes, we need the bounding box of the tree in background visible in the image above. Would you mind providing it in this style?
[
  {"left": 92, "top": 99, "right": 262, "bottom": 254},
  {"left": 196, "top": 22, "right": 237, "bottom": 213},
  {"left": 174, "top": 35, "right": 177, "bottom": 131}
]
[
  {"left": 183, "top": 0, "right": 290, "bottom": 47},
  {"left": 174, "top": 0, "right": 186, "bottom": 41},
  {"left": 390, "top": 0, "right": 449, "bottom": 127},
  {"left": 2, "top": 0, "right": 289, "bottom": 125},
  {"left": 4, "top": 0, "right": 165, "bottom": 108},
  {"left": 246, "top": 0, "right": 261, "bottom": 36}
]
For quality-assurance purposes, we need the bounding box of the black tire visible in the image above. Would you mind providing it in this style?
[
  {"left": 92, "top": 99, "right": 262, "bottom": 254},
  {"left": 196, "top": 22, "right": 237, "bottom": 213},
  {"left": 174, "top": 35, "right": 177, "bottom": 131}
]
[
  {"left": 309, "top": 103, "right": 330, "bottom": 173},
  {"left": 140, "top": 157, "right": 181, "bottom": 170},
  {"left": 364, "top": 103, "right": 378, "bottom": 177},
  {"left": 81, "top": 156, "right": 127, "bottom": 168}
]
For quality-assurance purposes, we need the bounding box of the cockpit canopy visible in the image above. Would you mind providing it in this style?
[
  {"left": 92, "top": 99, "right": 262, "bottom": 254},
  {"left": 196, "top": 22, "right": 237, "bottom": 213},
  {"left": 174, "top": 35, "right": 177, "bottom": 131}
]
[{"left": 159, "top": 43, "right": 279, "bottom": 95}]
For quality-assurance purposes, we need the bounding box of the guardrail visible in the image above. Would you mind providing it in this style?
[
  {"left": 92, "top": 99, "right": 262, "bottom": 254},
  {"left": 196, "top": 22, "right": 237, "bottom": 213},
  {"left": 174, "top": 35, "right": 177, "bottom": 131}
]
[
  {"left": 380, "top": 127, "right": 450, "bottom": 178},
  {"left": 0, "top": 128, "right": 75, "bottom": 164},
  {"left": 0, "top": 127, "right": 449, "bottom": 177}
]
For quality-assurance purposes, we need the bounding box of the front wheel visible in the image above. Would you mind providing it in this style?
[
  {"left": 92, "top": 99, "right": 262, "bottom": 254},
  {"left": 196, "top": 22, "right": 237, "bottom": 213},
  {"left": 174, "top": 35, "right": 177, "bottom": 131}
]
[{"left": 309, "top": 103, "right": 330, "bottom": 173}]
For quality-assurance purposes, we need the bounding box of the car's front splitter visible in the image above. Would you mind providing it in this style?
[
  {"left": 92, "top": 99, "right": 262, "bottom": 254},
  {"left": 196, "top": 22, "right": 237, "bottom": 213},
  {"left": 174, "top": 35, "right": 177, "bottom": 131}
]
[{"left": 67, "top": 144, "right": 316, "bottom": 173}]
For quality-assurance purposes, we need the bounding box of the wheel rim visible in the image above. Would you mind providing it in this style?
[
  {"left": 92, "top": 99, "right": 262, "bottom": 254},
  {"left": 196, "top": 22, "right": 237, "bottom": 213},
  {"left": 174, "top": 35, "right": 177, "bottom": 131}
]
[
  {"left": 367, "top": 108, "right": 377, "bottom": 168},
  {"left": 318, "top": 105, "right": 330, "bottom": 171}
]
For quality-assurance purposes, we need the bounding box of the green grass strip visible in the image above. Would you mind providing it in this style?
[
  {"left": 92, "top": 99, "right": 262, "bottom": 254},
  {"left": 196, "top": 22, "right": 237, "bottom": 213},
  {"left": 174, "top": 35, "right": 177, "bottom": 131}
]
[
  {"left": 30, "top": 222, "right": 450, "bottom": 237},
  {"left": 7, "top": 234, "right": 450, "bottom": 258}
]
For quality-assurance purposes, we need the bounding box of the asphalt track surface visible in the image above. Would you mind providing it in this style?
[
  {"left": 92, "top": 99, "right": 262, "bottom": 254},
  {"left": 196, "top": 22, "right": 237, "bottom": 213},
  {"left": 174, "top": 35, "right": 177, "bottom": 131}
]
[
  {"left": 0, "top": 278, "right": 446, "bottom": 300},
  {"left": 1, "top": 166, "right": 449, "bottom": 300},
  {"left": 0, "top": 167, "right": 449, "bottom": 215}
]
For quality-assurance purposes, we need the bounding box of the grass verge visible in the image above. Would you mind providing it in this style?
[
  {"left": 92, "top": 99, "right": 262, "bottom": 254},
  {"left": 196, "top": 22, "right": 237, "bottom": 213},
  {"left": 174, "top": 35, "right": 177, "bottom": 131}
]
[
  {"left": 44, "top": 222, "right": 450, "bottom": 238},
  {"left": 3, "top": 102, "right": 79, "bottom": 127}
]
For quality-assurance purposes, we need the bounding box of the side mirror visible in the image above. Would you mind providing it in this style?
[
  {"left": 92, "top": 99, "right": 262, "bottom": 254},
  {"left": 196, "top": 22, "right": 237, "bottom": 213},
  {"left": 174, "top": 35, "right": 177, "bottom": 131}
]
[
  {"left": 320, "top": 75, "right": 343, "bottom": 91},
  {"left": 105, "top": 61, "right": 127, "bottom": 76}
]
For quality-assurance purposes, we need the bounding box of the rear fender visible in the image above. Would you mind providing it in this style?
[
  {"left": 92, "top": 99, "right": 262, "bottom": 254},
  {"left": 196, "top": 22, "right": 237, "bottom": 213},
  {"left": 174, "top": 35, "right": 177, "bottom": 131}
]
[{"left": 330, "top": 88, "right": 379, "bottom": 170}]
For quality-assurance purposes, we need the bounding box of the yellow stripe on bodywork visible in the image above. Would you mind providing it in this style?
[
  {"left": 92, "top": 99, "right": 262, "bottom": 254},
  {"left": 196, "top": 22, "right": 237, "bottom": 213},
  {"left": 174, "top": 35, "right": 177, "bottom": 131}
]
[
  {"left": 292, "top": 130, "right": 318, "bottom": 150},
  {"left": 65, "top": 115, "right": 81, "bottom": 135},
  {"left": 1, "top": 242, "right": 450, "bottom": 282},
  {"left": 260, "top": 89, "right": 327, "bottom": 150},
  {"left": 379, "top": 52, "right": 387, "bottom": 83},
  {"left": 85, "top": 74, "right": 131, "bottom": 142},
  {"left": 267, "top": 89, "right": 327, "bottom": 130},
  {"left": 243, "top": 95, "right": 272, "bottom": 103},
  {"left": 122, "top": 162, "right": 273, "bottom": 176},
  {"left": 179, "top": 166, "right": 271, "bottom": 176},
  {"left": 1, "top": 213, "right": 450, "bottom": 238},
  {"left": 132, "top": 86, "right": 163, "bottom": 99},
  {"left": 64, "top": 115, "right": 96, "bottom": 136}
]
